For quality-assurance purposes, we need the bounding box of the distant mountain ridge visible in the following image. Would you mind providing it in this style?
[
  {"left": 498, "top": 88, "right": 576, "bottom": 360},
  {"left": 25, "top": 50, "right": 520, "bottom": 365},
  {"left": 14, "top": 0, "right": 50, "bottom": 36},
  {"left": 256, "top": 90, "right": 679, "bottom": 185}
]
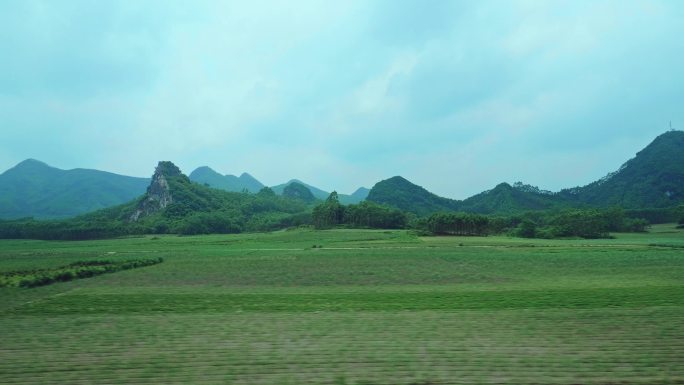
[
  {"left": 271, "top": 179, "right": 329, "bottom": 200},
  {"left": 0, "top": 161, "right": 369, "bottom": 219},
  {"left": 457, "top": 182, "right": 568, "bottom": 214},
  {"left": 348, "top": 187, "right": 371, "bottom": 204},
  {"left": 365, "top": 176, "right": 566, "bottom": 216},
  {"left": 271, "top": 180, "right": 368, "bottom": 204},
  {"left": 189, "top": 168, "right": 369, "bottom": 205},
  {"left": 189, "top": 166, "right": 264, "bottom": 193},
  {"left": 0, "top": 159, "right": 150, "bottom": 219},
  {"left": 367, "top": 131, "right": 684, "bottom": 215},
  {"left": 2, "top": 130, "right": 682, "bottom": 219}
]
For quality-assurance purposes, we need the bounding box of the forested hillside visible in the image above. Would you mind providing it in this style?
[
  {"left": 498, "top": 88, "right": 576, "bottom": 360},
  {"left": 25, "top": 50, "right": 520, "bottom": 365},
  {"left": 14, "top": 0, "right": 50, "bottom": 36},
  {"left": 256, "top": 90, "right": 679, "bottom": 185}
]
[
  {"left": 458, "top": 182, "right": 570, "bottom": 214},
  {"left": 561, "top": 131, "right": 684, "bottom": 208},
  {"left": 368, "top": 131, "right": 684, "bottom": 216},
  {"left": 366, "top": 176, "right": 461, "bottom": 216},
  {"left": 366, "top": 177, "right": 569, "bottom": 216},
  {"left": 0, "top": 159, "right": 149, "bottom": 219},
  {"left": 192, "top": 173, "right": 369, "bottom": 205},
  {"left": 0, "top": 162, "right": 312, "bottom": 239}
]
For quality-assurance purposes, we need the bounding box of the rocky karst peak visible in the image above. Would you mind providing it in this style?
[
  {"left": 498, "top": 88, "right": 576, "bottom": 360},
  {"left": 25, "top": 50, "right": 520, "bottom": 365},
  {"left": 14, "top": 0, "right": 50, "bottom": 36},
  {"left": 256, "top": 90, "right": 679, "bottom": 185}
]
[{"left": 129, "top": 161, "right": 179, "bottom": 221}]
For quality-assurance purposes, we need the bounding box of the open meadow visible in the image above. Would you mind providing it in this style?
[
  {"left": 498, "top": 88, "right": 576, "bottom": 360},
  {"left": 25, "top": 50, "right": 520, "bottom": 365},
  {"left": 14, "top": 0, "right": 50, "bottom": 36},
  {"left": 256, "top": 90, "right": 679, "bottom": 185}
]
[{"left": 1, "top": 225, "right": 684, "bottom": 384}]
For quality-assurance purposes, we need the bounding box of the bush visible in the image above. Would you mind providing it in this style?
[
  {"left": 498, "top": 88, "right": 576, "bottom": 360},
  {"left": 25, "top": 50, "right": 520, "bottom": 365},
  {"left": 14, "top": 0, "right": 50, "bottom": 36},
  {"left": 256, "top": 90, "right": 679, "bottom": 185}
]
[
  {"left": 1, "top": 257, "right": 164, "bottom": 288},
  {"left": 517, "top": 219, "right": 537, "bottom": 238},
  {"left": 622, "top": 218, "right": 650, "bottom": 233}
]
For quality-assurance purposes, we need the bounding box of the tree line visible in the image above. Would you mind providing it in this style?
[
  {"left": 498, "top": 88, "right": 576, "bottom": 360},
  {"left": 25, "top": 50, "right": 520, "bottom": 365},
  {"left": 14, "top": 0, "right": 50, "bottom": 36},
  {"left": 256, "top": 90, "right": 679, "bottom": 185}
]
[
  {"left": 0, "top": 186, "right": 667, "bottom": 240},
  {"left": 312, "top": 192, "right": 408, "bottom": 229},
  {"left": 312, "top": 192, "right": 652, "bottom": 239},
  {"left": 507, "top": 207, "right": 649, "bottom": 239}
]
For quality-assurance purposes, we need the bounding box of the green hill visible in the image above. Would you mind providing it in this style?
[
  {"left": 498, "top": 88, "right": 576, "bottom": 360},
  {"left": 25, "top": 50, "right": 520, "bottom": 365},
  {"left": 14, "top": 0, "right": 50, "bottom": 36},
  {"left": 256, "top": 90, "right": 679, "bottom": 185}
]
[
  {"left": 282, "top": 182, "right": 317, "bottom": 203},
  {"left": 126, "top": 162, "right": 311, "bottom": 230},
  {"left": 366, "top": 176, "right": 460, "bottom": 216},
  {"left": 0, "top": 161, "right": 312, "bottom": 240},
  {"left": 272, "top": 179, "right": 367, "bottom": 204},
  {"left": 459, "top": 182, "right": 569, "bottom": 214},
  {"left": 561, "top": 130, "right": 684, "bottom": 208},
  {"left": 0, "top": 159, "right": 149, "bottom": 219},
  {"left": 271, "top": 179, "right": 329, "bottom": 200},
  {"left": 365, "top": 177, "right": 563, "bottom": 216},
  {"left": 188, "top": 166, "right": 264, "bottom": 193},
  {"left": 367, "top": 131, "right": 684, "bottom": 216},
  {"left": 191, "top": 172, "right": 367, "bottom": 204}
]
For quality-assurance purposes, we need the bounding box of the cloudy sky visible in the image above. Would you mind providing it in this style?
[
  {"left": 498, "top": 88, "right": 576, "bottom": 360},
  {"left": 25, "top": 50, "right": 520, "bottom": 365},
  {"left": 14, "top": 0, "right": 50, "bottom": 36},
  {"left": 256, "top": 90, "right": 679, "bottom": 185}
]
[{"left": 1, "top": 0, "right": 682, "bottom": 198}]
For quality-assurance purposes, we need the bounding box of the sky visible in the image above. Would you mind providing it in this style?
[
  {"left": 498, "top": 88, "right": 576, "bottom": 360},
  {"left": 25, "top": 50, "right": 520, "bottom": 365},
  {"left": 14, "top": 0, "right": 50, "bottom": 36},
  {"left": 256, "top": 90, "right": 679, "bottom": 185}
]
[{"left": 1, "top": 0, "right": 683, "bottom": 199}]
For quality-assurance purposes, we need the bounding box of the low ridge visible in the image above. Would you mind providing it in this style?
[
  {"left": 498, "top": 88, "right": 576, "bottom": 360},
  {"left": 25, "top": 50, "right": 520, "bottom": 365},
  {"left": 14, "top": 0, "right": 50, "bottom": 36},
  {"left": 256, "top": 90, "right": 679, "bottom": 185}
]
[
  {"left": 189, "top": 167, "right": 265, "bottom": 193},
  {"left": 0, "top": 159, "right": 149, "bottom": 219}
]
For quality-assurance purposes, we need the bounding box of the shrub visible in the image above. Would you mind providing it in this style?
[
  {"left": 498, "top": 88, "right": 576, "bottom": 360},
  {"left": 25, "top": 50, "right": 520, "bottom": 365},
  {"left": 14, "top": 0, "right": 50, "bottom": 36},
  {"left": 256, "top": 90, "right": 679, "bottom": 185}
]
[{"left": 1, "top": 257, "right": 164, "bottom": 288}]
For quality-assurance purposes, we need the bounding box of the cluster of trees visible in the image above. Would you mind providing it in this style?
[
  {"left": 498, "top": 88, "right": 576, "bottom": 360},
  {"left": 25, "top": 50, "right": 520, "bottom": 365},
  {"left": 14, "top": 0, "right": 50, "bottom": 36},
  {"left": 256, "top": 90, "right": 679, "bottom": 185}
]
[
  {"left": 512, "top": 208, "right": 649, "bottom": 239},
  {"left": 344, "top": 201, "right": 408, "bottom": 229},
  {"left": 312, "top": 191, "right": 651, "bottom": 239},
  {"left": 0, "top": 257, "right": 163, "bottom": 288},
  {"left": 312, "top": 192, "right": 345, "bottom": 228},
  {"left": 419, "top": 213, "right": 490, "bottom": 236},
  {"left": 312, "top": 192, "right": 407, "bottom": 229},
  {"left": 625, "top": 205, "right": 684, "bottom": 224},
  {"left": 625, "top": 207, "right": 668, "bottom": 224},
  {"left": 0, "top": 217, "right": 150, "bottom": 241}
]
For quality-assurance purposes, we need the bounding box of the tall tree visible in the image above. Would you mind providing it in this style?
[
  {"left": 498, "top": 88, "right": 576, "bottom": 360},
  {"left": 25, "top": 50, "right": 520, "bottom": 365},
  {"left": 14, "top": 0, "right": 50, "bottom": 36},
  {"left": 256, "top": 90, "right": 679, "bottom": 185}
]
[{"left": 312, "top": 192, "right": 344, "bottom": 229}]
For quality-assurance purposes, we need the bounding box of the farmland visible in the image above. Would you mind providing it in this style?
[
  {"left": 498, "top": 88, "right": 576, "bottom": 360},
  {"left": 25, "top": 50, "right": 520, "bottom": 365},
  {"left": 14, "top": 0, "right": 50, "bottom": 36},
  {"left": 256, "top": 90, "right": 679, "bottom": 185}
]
[{"left": 1, "top": 225, "right": 684, "bottom": 384}]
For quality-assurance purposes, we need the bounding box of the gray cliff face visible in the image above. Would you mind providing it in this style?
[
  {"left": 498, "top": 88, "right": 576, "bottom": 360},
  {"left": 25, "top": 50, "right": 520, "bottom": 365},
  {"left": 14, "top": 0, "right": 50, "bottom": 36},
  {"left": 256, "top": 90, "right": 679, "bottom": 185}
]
[{"left": 129, "top": 162, "right": 177, "bottom": 222}]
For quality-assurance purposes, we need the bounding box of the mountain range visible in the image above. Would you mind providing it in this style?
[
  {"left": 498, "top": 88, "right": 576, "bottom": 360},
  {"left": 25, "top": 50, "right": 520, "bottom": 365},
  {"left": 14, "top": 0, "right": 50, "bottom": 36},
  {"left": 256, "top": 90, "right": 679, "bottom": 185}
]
[
  {"left": 186, "top": 167, "right": 368, "bottom": 204},
  {"left": 0, "top": 159, "right": 150, "bottom": 219},
  {"left": 270, "top": 180, "right": 369, "bottom": 205},
  {"left": 1, "top": 130, "right": 682, "bottom": 219},
  {"left": 0, "top": 162, "right": 368, "bottom": 219},
  {"left": 188, "top": 166, "right": 265, "bottom": 193},
  {"left": 367, "top": 131, "right": 684, "bottom": 215}
]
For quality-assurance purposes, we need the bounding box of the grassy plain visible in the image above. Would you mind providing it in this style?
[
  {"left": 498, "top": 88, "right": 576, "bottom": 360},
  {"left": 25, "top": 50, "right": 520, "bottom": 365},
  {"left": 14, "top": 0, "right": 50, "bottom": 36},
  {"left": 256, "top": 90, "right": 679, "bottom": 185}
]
[{"left": 1, "top": 224, "right": 683, "bottom": 384}]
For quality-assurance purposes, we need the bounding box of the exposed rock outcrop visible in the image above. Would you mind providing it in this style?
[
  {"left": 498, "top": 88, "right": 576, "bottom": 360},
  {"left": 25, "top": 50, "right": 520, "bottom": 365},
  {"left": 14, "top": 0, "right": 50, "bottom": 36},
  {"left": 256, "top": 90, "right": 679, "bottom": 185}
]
[{"left": 129, "top": 161, "right": 181, "bottom": 221}]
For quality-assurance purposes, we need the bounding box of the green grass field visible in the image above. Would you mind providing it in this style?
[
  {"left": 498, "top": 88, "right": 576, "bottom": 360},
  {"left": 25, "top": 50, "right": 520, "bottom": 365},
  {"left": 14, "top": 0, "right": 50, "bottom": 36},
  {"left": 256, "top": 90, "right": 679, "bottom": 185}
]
[{"left": 1, "top": 225, "right": 684, "bottom": 384}]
